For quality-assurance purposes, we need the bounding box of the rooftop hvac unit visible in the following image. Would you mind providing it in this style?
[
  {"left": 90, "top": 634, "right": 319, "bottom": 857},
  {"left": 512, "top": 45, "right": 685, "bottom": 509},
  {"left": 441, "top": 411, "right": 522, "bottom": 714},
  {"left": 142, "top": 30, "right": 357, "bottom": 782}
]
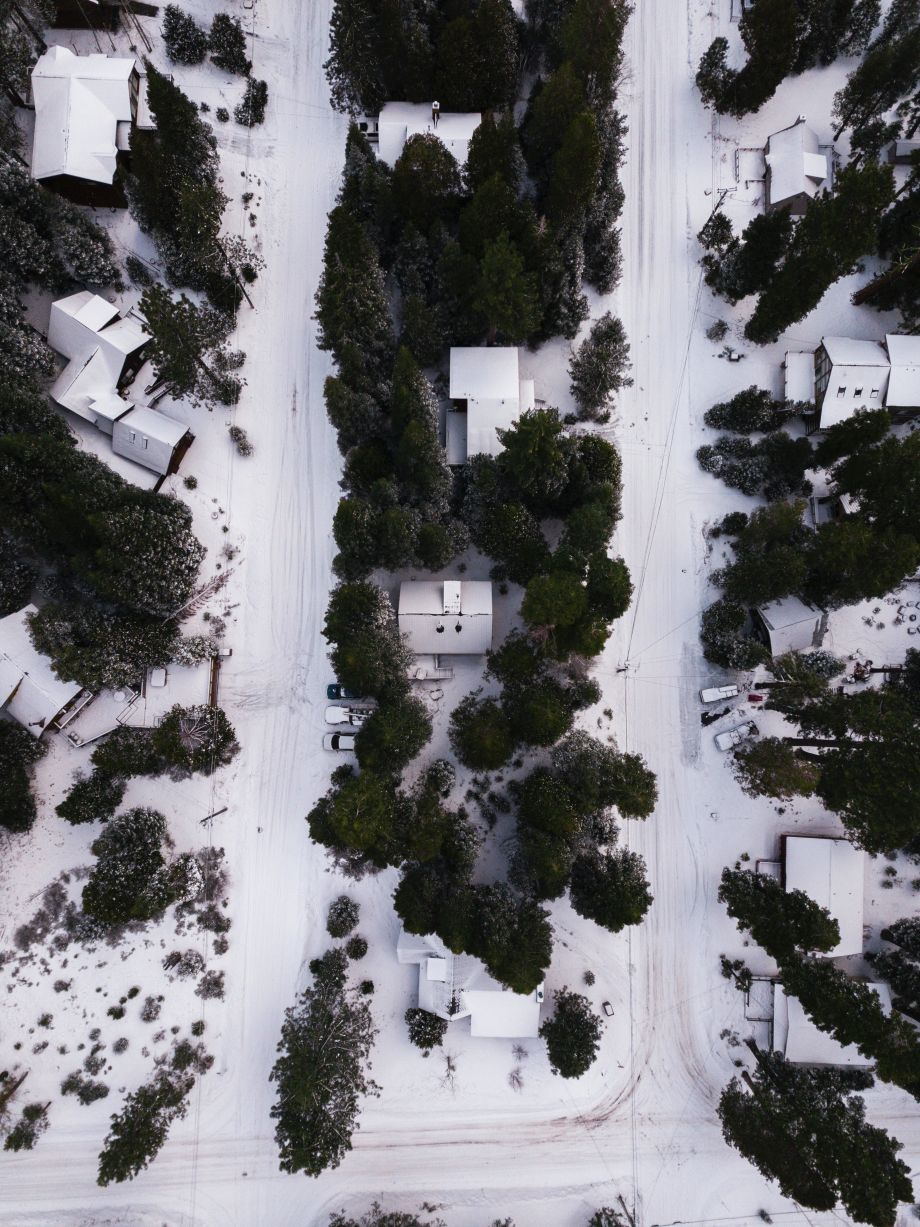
[{"left": 443, "top": 580, "right": 462, "bottom": 615}]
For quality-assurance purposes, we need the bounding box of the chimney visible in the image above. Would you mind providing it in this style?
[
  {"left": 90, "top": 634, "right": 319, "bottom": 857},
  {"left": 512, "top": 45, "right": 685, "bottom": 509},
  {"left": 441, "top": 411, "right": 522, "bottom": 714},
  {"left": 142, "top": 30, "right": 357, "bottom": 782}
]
[{"left": 443, "top": 580, "right": 462, "bottom": 616}]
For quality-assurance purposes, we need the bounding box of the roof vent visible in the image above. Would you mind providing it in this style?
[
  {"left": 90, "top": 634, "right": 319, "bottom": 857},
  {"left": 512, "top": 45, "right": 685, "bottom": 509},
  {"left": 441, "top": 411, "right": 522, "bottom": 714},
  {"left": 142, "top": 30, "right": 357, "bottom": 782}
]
[{"left": 443, "top": 580, "right": 462, "bottom": 615}]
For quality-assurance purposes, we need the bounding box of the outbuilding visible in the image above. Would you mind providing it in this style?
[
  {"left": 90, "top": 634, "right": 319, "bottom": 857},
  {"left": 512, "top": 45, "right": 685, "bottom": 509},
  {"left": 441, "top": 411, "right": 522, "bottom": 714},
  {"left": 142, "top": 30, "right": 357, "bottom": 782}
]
[
  {"left": 752, "top": 597, "right": 826, "bottom": 656},
  {"left": 773, "top": 981, "right": 890, "bottom": 1066}
]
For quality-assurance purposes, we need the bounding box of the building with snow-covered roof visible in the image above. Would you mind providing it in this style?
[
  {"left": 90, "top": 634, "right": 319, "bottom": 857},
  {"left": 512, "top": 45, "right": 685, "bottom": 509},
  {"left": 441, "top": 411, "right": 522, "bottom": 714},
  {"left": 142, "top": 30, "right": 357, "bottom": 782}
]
[
  {"left": 371, "top": 101, "right": 481, "bottom": 169},
  {"left": 773, "top": 981, "right": 889, "bottom": 1066},
  {"left": 0, "top": 605, "right": 86, "bottom": 737},
  {"left": 446, "top": 346, "right": 535, "bottom": 463},
  {"left": 397, "top": 930, "right": 543, "bottom": 1038},
  {"left": 398, "top": 580, "right": 492, "bottom": 656},
  {"left": 47, "top": 291, "right": 192, "bottom": 478},
  {"left": 884, "top": 333, "right": 920, "bottom": 415},
  {"left": 783, "top": 834, "right": 865, "bottom": 958},
  {"left": 783, "top": 351, "right": 816, "bottom": 407},
  {"left": 764, "top": 118, "right": 829, "bottom": 216},
  {"left": 887, "top": 138, "right": 920, "bottom": 165},
  {"left": 752, "top": 597, "right": 826, "bottom": 656},
  {"left": 813, "top": 336, "right": 889, "bottom": 428},
  {"left": 30, "top": 46, "right": 150, "bottom": 202}
]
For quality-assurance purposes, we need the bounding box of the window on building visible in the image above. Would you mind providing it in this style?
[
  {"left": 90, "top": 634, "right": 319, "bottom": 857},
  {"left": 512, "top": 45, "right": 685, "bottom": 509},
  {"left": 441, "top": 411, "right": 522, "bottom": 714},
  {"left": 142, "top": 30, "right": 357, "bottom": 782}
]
[
  {"left": 871, "top": 388, "right": 879, "bottom": 398},
  {"left": 836, "top": 386, "right": 846, "bottom": 398},
  {"left": 853, "top": 387, "right": 863, "bottom": 397}
]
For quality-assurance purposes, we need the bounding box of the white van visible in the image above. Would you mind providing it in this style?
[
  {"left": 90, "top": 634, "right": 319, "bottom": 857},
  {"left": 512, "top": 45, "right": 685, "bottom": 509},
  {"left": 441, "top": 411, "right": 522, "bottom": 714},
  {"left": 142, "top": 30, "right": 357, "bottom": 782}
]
[{"left": 700, "top": 684, "right": 740, "bottom": 704}]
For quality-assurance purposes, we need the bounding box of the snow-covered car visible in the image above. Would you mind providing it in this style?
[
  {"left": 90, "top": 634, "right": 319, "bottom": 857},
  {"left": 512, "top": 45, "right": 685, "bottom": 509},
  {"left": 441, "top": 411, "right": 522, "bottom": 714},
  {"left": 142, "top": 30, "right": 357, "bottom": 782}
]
[
  {"left": 324, "top": 705, "right": 366, "bottom": 727},
  {"left": 323, "top": 732, "right": 356, "bottom": 752},
  {"left": 714, "top": 721, "right": 758, "bottom": 752},
  {"left": 327, "top": 682, "right": 360, "bottom": 701},
  {"left": 699, "top": 684, "right": 740, "bottom": 704},
  {"left": 602, "top": 1001, "right": 615, "bottom": 1018}
]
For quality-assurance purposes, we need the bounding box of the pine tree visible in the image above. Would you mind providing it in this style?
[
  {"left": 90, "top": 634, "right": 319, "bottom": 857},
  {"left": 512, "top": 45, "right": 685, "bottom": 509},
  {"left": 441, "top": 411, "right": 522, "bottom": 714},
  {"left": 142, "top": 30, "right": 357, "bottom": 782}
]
[
  {"left": 732, "top": 737, "right": 820, "bottom": 800},
  {"left": 704, "top": 386, "right": 784, "bottom": 432},
  {"left": 322, "top": 582, "right": 412, "bottom": 699},
  {"left": 719, "top": 867, "right": 840, "bottom": 959},
  {"left": 540, "top": 988, "right": 602, "bottom": 1078},
  {"left": 882, "top": 917, "right": 920, "bottom": 960},
  {"left": 558, "top": 0, "right": 630, "bottom": 106},
  {"left": 56, "top": 771, "right": 126, "bottom": 825},
  {"left": 569, "top": 848, "right": 653, "bottom": 932},
  {"left": 209, "top": 12, "right": 250, "bottom": 75},
  {"left": 544, "top": 111, "right": 601, "bottom": 226},
  {"left": 82, "top": 808, "right": 184, "bottom": 925},
  {"left": 162, "top": 5, "right": 208, "bottom": 64},
  {"left": 405, "top": 1007, "right": 448, "bottom": 1053},
  {"left": 0, "top": 533, "right": 35, "bottom": 616},
  {"left": 719, "top": 1049, "right": 911, "bottom": 1226},
  {"left": 235, "top": 78, "right": 268, "bottom": 126},
  {"left": 569, "top": 313, "right": 631, "bottom": 419},
  {"left": 97, "top": 1072, "right": 194, "bottom": 1186},
  {"left": 4, "top": 1102, "right": 49, "bottom": 1152},
  {"left": 151, "top": 704, "right": 239, "bottom": 778},
  {"left": 324, "top": 0, "right": 385, "bottom": 113},
  {"left": 0, "top": 721, "right": 45, "bottom": 833},
  {"left": 474, "top": 230, "right": 540, "bottom": 343},
  {"left": 140, "top": 285, "right": 241, "bottom": 406},
  {"left": 449, "top": 695, "right": 516, "bottom": 771},
  {"left": 27, "top": 600, "right": 178, "bottom": 691},
  {"left": 270, "top": 959, "right": 378, "bottom": 1176},
  {"left": 703, "top": 209, "right": 793, "bottom": 304},
  {"left": 355, "top": 694, "right": 431, "bottom": 774}
]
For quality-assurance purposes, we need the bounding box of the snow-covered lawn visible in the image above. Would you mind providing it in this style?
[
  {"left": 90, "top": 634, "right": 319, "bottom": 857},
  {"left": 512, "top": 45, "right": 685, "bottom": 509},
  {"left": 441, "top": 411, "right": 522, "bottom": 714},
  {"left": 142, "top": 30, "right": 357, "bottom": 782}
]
[{"left": 2, "top": 0, "right": 919, "bottom": 1224}]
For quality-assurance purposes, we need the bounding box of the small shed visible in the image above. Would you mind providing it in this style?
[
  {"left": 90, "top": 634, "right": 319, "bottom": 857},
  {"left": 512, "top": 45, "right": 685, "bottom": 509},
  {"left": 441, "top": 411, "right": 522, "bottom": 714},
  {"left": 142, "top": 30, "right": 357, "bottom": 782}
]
[
  {"left": 398, "top": 580, "right": 493, "bottom": 656},
  {"left": 773, "top": 982, "right": 890, "bottom": 1066},
  {"left": 375, "top": 102, "right": 481, "bottom": 168},
  {"left": 783, "top": 834, "right": 865, "bottom": 957},
  {"left": 764, "top": 118, "right": 828, "bottom": 216},
  {"left": 884, "top": 334, "right": 920, "bottom": 415},
  {"left": 752, "top": 597, "right": 826, "bottom": 656},
  {"left": 887, "top": 139, "right": 920, "bottom": 165},
  {"left": 0, "top": 605, "right": 85, "bottom": 736},
  {"left": 448, "top": 347, "right": 534, "bottom": 459},
  {"left": 113, "top": 406, "right": 192, "bottom": 476}
]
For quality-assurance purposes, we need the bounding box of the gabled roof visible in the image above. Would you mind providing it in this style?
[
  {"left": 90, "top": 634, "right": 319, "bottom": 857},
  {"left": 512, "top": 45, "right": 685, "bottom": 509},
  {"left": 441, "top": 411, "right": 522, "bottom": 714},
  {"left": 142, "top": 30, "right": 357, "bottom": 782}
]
[
  {"left": 449, "top": 348, "right": 531, "bottom": 458},
  {"left": 774, "top": 982, "right": 889, "bottom": 1066},
  {"left": 377, "top": 102, "right": 481, "bottom": 168},
  {"left": 0, "top": 605, "right": 83, "bottom": 736},
  {"left": 48, "top": 292, "right": 148, "bottom": 424},
  {"left": 822, "top": 336, "right": 889, "bottom": 366},
  {"left": 784, "top": 352, "right": 815, "bottom": 405},
  {"left": 765, "top": 118, "right": 827, "bottom": 208},
  {"left": 784, "top": 835, "right": 864, "bottom": 957},
  {"left": 398, "top": 580, "right": 493, "bottom": 655},
  {"left": 756, "top": 597, "right": 824, "bottom": 654},
  {"left": 885, "top": 334, "right": 920, "bottom": 408},
  {"left": 31, "top": 45, "right": 136, "bottom": 184}
]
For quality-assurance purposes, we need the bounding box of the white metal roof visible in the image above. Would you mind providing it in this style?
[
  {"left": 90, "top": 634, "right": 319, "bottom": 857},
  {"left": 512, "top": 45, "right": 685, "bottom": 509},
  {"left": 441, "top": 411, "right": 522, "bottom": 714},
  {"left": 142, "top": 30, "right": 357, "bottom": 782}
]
[
  {"left": 397, "top": 930, "right": 542, "bottom": 1038},
  {"left": 48, "top": 292, "right": 148, "bottom": 423},
  {"left": 885, "top": 334, "right": 920, "bottom": 408},
  {"left": 0, "top": 605, "right": 83, "bottom": 736},
  {"left": 757, "top": 597, "right": 824, "bottom": 655},
  {"left": 822, "top": 336, "right": 889, "bottom": 366},
  {"left": 765, "top": 118, "right": 827, "bottom": 208},
  {"left": 784, "top": 835, "right": 864, "bottom": 957},
  {"left": 450, "top": 347, "right": 520, "bottom": 400},
  {"left": 31, "top": 45, "right": 136, "bottom": 184},
  {"left": 376, "top": 102, "right": 481, "bottom": 168},
  {"left": 398, "top": 580, "right": 492, "bottom": 655},
  {"left": 774, "top": 982, "right": 889, "bottom": 1066},
  {"left": 784, "top": 352, "right": 815, "bottom": 405}
]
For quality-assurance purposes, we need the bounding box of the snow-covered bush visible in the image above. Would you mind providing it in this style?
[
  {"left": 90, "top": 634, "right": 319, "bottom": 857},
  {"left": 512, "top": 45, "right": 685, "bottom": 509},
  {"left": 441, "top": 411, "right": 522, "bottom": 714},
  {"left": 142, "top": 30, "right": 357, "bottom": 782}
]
[
  {"left": 228, "top": 424, "right": 253, "bottom": 455},
  {"left": 235, "top": 78, "right": 268, "bottom": 126},
  {"left": 61, "top": 1071, "right": 109, "bottom": 1105},
  {"left": 3, "top": 1103, "right": 49, "bottom": 1151},
  {"left": 326, "top": 895, "right": 359, "bottom": 938},
  {"left": 163, "top": 949, "right": 205, "bottom": 979},
  {"left": 345, "top": 934, "right": 368, "bottom": 960},
  {"left": 97, "top": 1071, "right": 194, "bottom": 1186},
  {"left": 404, "top": 1007, "right": 447, "bottom": 1053},
  {"left": 195, "top": 970, "right": 225, "bottom": 1000},
  {"left": 56, "top": 772, "right": 126, "bottom": 825}
]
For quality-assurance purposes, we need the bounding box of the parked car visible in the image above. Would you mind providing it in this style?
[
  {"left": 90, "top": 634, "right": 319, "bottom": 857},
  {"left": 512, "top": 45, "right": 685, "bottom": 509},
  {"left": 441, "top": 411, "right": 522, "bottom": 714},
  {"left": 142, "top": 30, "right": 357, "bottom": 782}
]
[
  {"left": 715, "top": 721, "right": 758, "bottom": 752},
  {"left": 327, "top": 682, "right": 360, "bottom": 701},
  {"left": 602, "top": 1001, "right": 615, "bottom": 1018},
  {"left": 323, "top": 732, "right": 356, "bottom": 752},
  {"left": 325, "top": 705, "right": 366, "bottom": 727},
  {"left": 699, "top": 684, "right": 740, "bottom": 704}
]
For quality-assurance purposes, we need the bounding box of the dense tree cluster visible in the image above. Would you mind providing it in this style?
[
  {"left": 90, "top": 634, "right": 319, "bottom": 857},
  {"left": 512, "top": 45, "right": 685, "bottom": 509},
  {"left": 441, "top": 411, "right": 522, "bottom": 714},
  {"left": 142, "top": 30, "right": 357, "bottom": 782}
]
[
  {"left": 696, "top": 0, "right": 880, "bottom": 117},
  {"left": 0, "top": 722, "right": 46, "bottom": 833},
  {"left": 873, "top": 919, "right": 920, "bottom": 1022},
  {"left": 718, "top": 867, "right": 840, "bottom": 960},
  {"left": 697, "top": 431, "right": 813, "bottom": 499},
  {"left": 719, "top": 1050, "right": 911, "bottom": 1227},
  {"left": 270, "top": 945, "right": 378, "bottom": 1176},
  {"left": 540, "top": 988, "right": 602, "bottom": 1078},
  {"left": 704, "top": 386, "right": 793, "bottom": 433},
  {"left": 97, "top": 1071, "right": 195, "bottom": 1186}
]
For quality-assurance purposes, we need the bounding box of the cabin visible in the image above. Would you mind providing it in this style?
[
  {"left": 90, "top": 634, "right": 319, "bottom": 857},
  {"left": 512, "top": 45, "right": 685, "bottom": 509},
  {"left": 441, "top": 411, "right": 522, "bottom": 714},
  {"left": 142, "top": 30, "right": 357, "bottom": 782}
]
[
  {"left": 30, "top": 46, "right": 154, "bottom": 205},
  {"left": 48, "top": 291, "right": 192, "bottom": 479},
  {"left": 764, "top": 118, "right": 829, "bottom": 216},
  {"left": 446, "top": 346, "right": 535, "bottom": 463},
  {"left": 783, "top": 834, "right": 865, "bottom": 957},
  {"left": 772, "top": 981, "right": 890, "bottom": 1066},
  {"left": 0, "top": 605, "right": 87, "bottom": 737},
  {"left": 752, "top": 597, "right": 826, "bottom": 656},
  {"left": 813, "top": 336, "right": 889, "bottom": 428},
  {"left": 364, "top": 101, "right": 481, "bottom": 169},
  {"left": 397, "top": 930, "right": 543, "bottom": 1039},
  {"left": 398, "top": 580, "right": 493, "bottom": 656}
]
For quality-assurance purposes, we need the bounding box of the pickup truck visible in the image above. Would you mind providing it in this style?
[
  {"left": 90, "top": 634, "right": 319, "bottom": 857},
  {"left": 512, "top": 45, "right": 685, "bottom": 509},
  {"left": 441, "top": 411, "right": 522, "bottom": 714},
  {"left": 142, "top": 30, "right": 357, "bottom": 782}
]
[
  {"left": 715, "top": 721, "right": 758, "bottom": 752},
  {"left": 325, "top": 705, "right": 367, "bottom": 727},
  {"left": 699, "top": 684, "right": 740, "bottom": 704}
]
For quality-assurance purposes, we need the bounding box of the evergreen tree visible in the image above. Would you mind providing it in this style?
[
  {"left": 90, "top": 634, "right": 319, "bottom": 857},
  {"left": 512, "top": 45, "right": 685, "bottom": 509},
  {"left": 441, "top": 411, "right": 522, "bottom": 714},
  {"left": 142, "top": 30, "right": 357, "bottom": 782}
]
[
  {"left": 162, "top": 5, "right": 208, "bottom": 64},
  {"left": 4, "top": 1102, "right": 49, "bottom": 1152},
  {"left": 324, "top": 0, "right": 385, "bottom": 113},
  {"left": 833, "top": 7, "right": 920, "bottom": 137},
  {"left": 719, "top": 867, "right": 840, "bottom": 959},
  {"left": 322, "top": 582, "right": 412, "bottom": 699},
  {"left": 701, "top": 209, "right": 793, "bottom": 304},
  {"left": 56, "top": 771, "right": 126, "bottom": 826},
  {"left": 540, "top": 988, "right": 602, "bottom": 1078},
  {"left": 235, "top": 78, "right": 268, "bottom": 126},
  {"left": 569, "top": 313, "right": 631, "bottom": 420},
  {"left": 27, "top": 600, "right": 179, "bottom": 691},
  {"left": 449, "top": 694, "right": 516, "bottom": 771},
  {"left": 0, "top": 533, "right": 35, "bottom": 615},
  {"left": 882, "top": 917, "right": 920, "bottom": 960},
  {"left": 719, "top": 1050, "right": 911, "bottom": 1227},
  {"left": 405, "top": 1007, "right": 448, "bottom": 1053},
  {"left": 140, "top": 285, "right": 242, "bottom": 406},
  {"left": 700, "top": 597, "right": 771, "bottom": 670},
  {"left": 355, "top": 694, "right": 432, "bottom": 774},
  {"left": 0, "top": 721, "right": 45, "bottom": 833},
  {"left": 704, "top": 386, "right": 785, "bottom": 432},
  {"left": 0, "top": 381, "right": 71, "bottom": 445},
  {"left": 97, "top": 1071, "right": 194, "bottom": 1186},
  {"left": 474, "top": 231, "right": 540, "bottom": 344},
  {"left": 745, "top": 163, "right": 895, "bottom": 344},
  {"left": 869, "top": 948, "right": 920, "bottom": 1019},
  {"left": 308, "top": 769, "right": 407, "bottom": 868},
  {"left": 475, "top": 883, "right": 553, "bottom": 994},
  {"left": 270, "top": 955, "right": 378, "bottom": 1176},
  {"left": 209, "top": 12, "right": 250, "bottom": 75},
  {"left": 544, "top": 111, "right": 601, "bottom": 227},
  {"left": 552, "top": 730, "right": 658, "bottom": 820},
  {"left": 151, "top": 704, "right": 239, "bottom": 778},
  {"left": 583, "top": 108, "right": 626, "bottom": 293},
  {"left": 465, "top": 111, "right": 526, "bottom": 194},
  {"left": 569, "top": 848, "right": 653, "bottom": 932},
  {"left": 432, "top": 0, "right": 520, "bottom": 112},
  {"left": 733, "top": 736, "right": 819, "bottom": 799},
  {"left": 82, "top": 808, "right": 187, "bottom": 925},
  {"left": 557, "top": 0, "right": 630, "bottom": 106},
  {"left": 391, "top": 135, "right": 462, "bottom": 234}
]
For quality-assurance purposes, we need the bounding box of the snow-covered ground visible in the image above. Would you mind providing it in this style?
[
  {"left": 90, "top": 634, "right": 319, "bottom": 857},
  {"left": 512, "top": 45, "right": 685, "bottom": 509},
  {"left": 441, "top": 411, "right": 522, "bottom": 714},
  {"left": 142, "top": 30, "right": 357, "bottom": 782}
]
[{"left": 3, "top": 0, "right": 920, "bottom": 1223}]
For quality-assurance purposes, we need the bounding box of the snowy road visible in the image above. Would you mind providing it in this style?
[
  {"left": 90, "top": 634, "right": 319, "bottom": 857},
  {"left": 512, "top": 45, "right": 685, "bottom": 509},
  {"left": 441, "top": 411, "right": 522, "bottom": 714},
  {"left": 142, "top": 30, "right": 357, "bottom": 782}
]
[{"left": 4, "top": 0, "right": 919, "bottom": 1224}]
